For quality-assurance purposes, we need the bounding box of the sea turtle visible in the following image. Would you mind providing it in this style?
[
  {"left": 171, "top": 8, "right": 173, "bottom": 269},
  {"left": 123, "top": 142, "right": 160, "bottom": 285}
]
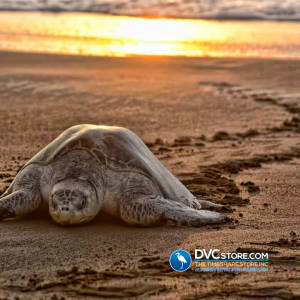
[{"left": 0, "top": 125, "right": 225, "bottom": 226}]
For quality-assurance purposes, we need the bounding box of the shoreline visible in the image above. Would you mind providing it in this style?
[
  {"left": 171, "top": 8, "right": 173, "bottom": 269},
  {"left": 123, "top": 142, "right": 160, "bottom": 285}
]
[{"left": 2, "top": 49, "right": 300, "bottom": 61}]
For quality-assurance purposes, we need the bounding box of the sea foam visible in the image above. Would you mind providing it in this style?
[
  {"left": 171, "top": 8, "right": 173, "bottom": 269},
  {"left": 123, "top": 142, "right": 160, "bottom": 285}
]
[{"left": 1, "top": 0, "right": 300, "bottom": 21}]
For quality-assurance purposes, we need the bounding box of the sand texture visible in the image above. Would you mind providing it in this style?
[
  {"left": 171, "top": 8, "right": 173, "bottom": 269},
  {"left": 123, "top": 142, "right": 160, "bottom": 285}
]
[{"left": 0, "top": 52, "right": 300, "bottom": 299}]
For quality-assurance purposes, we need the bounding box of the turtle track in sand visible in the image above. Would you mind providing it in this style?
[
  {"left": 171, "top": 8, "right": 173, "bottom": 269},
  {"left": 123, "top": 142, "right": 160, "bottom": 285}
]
[
  {"left": 144, "top": 82, "right": 300, "bottom": 209},
  {"left": 140, "top": 82, "right": 300, "bottom": 299}
]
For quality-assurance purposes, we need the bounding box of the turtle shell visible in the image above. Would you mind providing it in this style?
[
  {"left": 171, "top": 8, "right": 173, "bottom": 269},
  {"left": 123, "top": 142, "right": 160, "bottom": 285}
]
[{"left": 3, "top": 125, "right": 194, "bottom": 201}]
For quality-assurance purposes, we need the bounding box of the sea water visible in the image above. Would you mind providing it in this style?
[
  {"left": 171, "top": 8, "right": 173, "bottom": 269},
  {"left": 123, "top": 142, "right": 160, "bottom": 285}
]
[
  {"left": 1, "top": 0, "right": 300, "bottom": 21},
  {"left": 0, "top": 4, "right": 300, "bottom": 59}
]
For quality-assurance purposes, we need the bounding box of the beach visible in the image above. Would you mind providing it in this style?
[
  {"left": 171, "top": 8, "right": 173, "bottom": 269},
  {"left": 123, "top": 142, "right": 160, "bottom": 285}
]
[{"left": 0, "top": 51, "right": 299, "bottom": 299}]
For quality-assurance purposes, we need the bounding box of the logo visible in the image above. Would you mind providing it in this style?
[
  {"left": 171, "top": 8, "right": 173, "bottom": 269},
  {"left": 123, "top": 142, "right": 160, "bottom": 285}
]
[
  {"left": 195, "top": 249, "right": 268, "bottom": 260},
  {"left": 169, "top": 249, "right": 192, "bottom": 272},
  {"left": 194, "top": 249, "right": 269, "bottom": 273}
]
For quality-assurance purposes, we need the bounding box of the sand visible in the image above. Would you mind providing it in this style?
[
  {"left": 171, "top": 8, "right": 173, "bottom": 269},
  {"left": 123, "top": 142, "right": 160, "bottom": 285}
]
[{"left": 0, "top": 51, "right": 299, "bottom": 299}]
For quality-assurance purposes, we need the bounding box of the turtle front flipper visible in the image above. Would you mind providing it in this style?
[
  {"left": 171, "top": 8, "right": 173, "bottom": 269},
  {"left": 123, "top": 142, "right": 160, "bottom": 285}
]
[
  {"left": 0, "top": 189, "right": 41, "bottom": 220},
  {"left": 0, "top": 165, "right": 42, "bottom": 220},
  {"left": 119, "top": 192, "right": 225, "bottom": 227}
]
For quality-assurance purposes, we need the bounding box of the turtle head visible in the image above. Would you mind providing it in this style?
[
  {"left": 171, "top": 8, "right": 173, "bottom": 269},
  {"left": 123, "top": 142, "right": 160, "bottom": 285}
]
[{"left": 50, "top": 179, "right": 100, "bottom": 225}]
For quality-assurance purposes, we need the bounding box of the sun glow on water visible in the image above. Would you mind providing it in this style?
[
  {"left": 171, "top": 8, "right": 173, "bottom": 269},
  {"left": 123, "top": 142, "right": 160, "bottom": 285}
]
[
  {"left": 112, "top": 18, "right": 198, "bottom": 42},
  {"left": 0, "top": 12, "right": 300, "bottom": 58}
]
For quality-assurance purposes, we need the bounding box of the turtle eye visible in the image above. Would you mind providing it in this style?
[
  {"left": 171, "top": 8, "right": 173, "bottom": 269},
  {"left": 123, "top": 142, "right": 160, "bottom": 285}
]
[
  {"left": 77, "top": 196, "right": 87, "bottom": 210},
  {"left": 52, "top": 195, "right": 60, "bottom": 210}
]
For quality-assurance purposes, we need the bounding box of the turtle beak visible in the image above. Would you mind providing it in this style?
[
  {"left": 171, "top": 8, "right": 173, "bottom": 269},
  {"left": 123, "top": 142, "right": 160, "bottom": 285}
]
[{"left": 51, "top": 205, "right": 76, "bottom": 225}]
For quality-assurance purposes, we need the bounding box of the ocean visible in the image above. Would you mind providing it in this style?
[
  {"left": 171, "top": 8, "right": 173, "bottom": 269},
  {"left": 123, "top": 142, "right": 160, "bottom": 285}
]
[
  {"left": 1, "top": 0, "right": 300, "bottom": 21},
  {"left": 0, "top": 1, "right": 300, "bottom": 59}
]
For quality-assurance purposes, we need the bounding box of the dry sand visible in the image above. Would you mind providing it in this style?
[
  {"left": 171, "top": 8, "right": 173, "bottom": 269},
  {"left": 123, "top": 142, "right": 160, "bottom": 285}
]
[{"left": 0, "top": 51, "right": 299, "bottom": 299}]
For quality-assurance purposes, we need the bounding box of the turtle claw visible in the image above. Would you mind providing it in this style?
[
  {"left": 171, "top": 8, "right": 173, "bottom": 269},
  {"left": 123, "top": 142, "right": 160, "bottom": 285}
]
[{"left": 0, "top": 207, "right": 16, "bottom": 220}]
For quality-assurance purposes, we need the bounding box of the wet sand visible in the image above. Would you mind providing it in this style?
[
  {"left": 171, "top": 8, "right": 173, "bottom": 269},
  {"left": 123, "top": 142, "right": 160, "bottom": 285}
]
[{"left": 0, "top": 51, "right": 300, "bottom": 299}]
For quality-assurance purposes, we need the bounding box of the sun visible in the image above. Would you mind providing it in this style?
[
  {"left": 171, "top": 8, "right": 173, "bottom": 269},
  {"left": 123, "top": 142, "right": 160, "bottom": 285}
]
[{"left": 112, "top": 18, "right": 198, "bottom": 43}]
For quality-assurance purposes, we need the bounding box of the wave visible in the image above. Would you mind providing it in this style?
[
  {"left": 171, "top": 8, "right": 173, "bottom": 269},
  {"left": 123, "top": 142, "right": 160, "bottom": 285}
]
[{"left": 1, "top": 0, "right": 300, "bottom": 21}]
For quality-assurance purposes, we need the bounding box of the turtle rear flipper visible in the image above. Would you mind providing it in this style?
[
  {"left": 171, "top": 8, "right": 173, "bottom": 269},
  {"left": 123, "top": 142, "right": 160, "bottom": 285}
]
[{"left": 119, "top": 192, "right": 225, "bottom": 227}]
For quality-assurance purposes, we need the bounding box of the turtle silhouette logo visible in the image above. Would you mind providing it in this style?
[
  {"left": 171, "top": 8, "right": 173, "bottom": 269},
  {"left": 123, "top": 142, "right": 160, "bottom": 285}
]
[{"left": 169, "top": 249, "right": 192, "bottom": 272}]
